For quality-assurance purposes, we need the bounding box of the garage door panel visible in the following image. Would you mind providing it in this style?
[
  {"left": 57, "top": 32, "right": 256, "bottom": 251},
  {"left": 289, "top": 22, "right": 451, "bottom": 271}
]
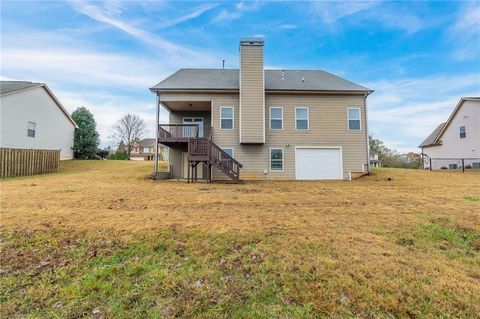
[{"left": 296, "top": 148, "right": 342, "bottom": 180}]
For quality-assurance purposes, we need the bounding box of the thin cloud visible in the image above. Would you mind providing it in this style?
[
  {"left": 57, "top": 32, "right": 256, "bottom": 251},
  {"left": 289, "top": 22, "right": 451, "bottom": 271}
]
[
  {"left": 447, "top": 2, "right": 480, "bottom": 60},
  {"left": 279, "top": 24, "right": 297, "bottom": 29},
  {"left": 312, "top": 1, "right": 378, "bottom": 24},
  {"left": 68, "top": 0, "right": 217, "bottom": 64},
  {"left": 212, "top": 1, "right": 262, "bottom": 23},
  {"left": 156, "top": 3, "right": 220, "bottom": 28}
]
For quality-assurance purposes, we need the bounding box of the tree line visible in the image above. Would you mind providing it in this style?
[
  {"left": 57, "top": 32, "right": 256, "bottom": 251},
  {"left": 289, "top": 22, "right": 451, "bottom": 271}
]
[
  {"left": 369, "top": 135, "right": 422, "bottom": 169},
  {"left": 71, "top": 107, "right": 147, "bottom": 160}
]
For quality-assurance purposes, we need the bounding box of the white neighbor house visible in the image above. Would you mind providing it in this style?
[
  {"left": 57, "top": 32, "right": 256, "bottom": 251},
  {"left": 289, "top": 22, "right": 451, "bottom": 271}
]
[
  {"left": 0, "top": 81, "right": 78, "bottom": 159},
  {"left": 419, "top": 97, "right": 480, "bottom": 170}
]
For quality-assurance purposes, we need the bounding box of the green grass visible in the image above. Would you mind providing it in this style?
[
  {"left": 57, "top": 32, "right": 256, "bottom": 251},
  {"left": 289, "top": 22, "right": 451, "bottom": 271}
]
[
  {"left": 1, "top": 230, "right": 318, "bottom": 318},
  {"left": 464, "top": 195, "right": 480, "bottom": 202}
]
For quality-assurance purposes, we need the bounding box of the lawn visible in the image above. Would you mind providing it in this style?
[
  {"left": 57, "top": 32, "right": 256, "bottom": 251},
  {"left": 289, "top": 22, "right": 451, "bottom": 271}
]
[{"left": 1, "top": 160, "right": 479, "bottom": 318}]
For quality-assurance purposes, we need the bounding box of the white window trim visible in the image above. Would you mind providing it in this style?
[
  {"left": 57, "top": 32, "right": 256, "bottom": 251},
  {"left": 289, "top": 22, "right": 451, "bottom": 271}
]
[
  {"left": 295, "top": 107, "right": 309, "bottom": 130},
  {"left": 269, "top": 147, "right": 284, "bottom": 172},
  {"left": 219, "top": 106, "right": 234, "bottom": 131},
  {"left": 459, "top": 125, "right": 466, "bottom": 138},
  {"left": 182, "top": 117, "right": 204, "bottom": 137},
  {"left": 347, "top": 107, "right": 362, "bottom": 131},
  {"left": 27, "top": 121, "right": 36, "bottom": 138},
  {"left": 223, "top": 147, "right": 235, "bottom": 157},
  {"left": 269, "top": 107, "right": 284, "bottom": 130}
]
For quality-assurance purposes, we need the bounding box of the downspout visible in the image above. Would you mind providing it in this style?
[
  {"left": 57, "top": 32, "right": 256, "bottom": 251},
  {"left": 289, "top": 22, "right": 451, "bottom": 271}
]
[
  {"left": 364, "top": 92, "right": 371, "bottom": 175},
  {"left": 153, "top": 92, "right": 160, "bottom": 179}
]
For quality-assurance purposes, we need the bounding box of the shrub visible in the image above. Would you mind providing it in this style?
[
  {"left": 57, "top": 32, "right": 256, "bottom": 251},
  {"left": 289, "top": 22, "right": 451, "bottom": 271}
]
[
  {"left": 107, "top": 151, "right": 128, "bottom": 160},
  {"left": 441, "top": 166, "right": 447, "bottom": 170}
]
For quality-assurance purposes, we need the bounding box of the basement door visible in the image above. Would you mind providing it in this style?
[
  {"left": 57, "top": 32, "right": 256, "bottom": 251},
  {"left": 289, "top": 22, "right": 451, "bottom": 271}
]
[{"left": 295, "top": 148, "right": 343, "bottom": 180}]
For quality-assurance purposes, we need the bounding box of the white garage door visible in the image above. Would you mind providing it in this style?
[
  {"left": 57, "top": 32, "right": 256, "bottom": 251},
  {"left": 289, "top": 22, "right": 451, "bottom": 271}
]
[{"left": 295, "top": 148, "right": 343, "bottom": 180}]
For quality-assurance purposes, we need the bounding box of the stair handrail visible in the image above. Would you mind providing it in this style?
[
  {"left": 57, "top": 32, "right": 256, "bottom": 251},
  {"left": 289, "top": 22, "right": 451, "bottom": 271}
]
[{"left": 210, "top": 141, "right": 243, "bottom": 169}]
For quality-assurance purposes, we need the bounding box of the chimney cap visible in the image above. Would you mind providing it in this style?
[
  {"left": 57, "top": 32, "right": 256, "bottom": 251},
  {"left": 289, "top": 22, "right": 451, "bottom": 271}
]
[{"left": 240, "top": 38, "right": 264, "bottom": 46}]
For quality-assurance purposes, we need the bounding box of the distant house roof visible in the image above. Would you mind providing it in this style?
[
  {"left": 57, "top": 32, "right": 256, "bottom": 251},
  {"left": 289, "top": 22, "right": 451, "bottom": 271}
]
[
  {"left": 0, "top": 81, "right": 43, "bottom": 95},
  {"left": 138, "top": 138, "right": 156, "bottom": 147},
  {"left": 0, "top": 80, "right": 78, "bottom": 128},
  {"left": 151, "top": 69, "right": 372, "bottom": 93},
  {"left": 419, "top": 97, "right": 480, "bottom": 148}
]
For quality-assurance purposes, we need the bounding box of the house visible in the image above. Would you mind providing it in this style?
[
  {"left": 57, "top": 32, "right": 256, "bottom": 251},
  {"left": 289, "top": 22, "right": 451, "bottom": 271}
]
[
  {"left": 419, "top": 97, "right": 480, "bottom": 170},
  {"left": 150, "top": 38, "right": 373, "bottom": 181},
  {"left": 370, "top": 153, "right": 381, "bottom": 168},
  {"left": 0, "top": 81, "right": 78, "bottom": 159},
  {"left": 130, "top": 138, "right": 169, "bottom": 161}
]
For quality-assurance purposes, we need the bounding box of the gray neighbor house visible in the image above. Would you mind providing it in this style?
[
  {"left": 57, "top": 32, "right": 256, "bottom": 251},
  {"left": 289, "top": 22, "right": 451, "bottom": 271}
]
[{"left": 150, "top": 38, "right": 373, "bottom": 182}]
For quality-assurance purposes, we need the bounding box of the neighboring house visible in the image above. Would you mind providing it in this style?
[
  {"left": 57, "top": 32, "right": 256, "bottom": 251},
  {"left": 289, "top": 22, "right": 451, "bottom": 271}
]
[
  {"left": 150, "top": 38, "right": 373, "bottom": 181},
  {"left": 131, "top": 138, "right": 169, "bottom": 161},
  {"left": 370, "top": 153, "right": 381, "bottom": 168},
  {"left": 419, "top": 97, "right": 480, "bottom": 170},
  {"left": 0, "top": 81, "right": 78, "bottom": 159}
]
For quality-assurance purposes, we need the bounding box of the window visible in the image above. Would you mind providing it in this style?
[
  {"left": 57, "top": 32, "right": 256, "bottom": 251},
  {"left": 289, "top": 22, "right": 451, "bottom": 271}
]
[
  {"left": 143, "top": 147, "right": 150, "bottom": 153},
  {"left": 223, "top": 148, "right": 234, "bottom": 157},
  {"left": 295, "top": 107, "right": 309, "bottom": 130},
  {"left": 220, "top": 107, "right": 234, "bottom": 130},
  {"left": 348, "top": 108, "right": 361, "bottom": 130},
  {"left": 270, "top": 148, "right": 283, "bottom": 171},
  {"left": 449, "top": 164, "right": 458, "bottom": 169},
  {"left": 27, "top": 121, "right": 36, "bottom": 137},
  {"left": 270, "top": 107, "right": 283, "bottom": 130},
  {"left": 183, "top": 117, "right": 204, "bottom": 137},
  {"left": 472, "top": 162, "right": 480, "bottom": 169},
  {"left": 459, "top": 126, "right": 466, "bottom": 138}
]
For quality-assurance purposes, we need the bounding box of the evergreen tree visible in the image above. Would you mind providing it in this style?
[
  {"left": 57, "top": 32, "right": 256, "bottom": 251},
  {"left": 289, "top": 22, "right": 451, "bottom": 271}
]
[{"left": 71, "top": 107, "right": 100, "bottom": 159}]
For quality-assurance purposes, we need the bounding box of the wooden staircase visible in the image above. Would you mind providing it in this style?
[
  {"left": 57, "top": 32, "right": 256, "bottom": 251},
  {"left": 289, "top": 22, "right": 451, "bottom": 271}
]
[
  {"left": 157, "top": 124, "right": 242, "bottom": 182},
  {"left": 187, "top": 138, "right": 242, "bottom": 182}
]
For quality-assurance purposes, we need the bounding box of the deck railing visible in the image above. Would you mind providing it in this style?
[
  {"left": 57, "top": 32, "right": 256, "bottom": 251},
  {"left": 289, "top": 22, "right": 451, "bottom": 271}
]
[{"left": 158, "top": 124, "right": 199, "bottom": 141}]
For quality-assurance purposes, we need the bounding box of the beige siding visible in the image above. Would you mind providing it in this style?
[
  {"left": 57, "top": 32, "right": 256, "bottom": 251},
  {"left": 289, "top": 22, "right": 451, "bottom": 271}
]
[
  {"left": 161, "top": 93, "right": 368, "bottom": 180},
  {"left": 240, "top": 44, "right": 265, "bottom": 144}
]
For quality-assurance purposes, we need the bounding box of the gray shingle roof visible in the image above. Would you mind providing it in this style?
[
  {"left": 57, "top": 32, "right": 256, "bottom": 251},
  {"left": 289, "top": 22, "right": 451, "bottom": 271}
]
[
  {"left": 0, "top": 81, "right": 43, "bottom": 95},
  {"left": 151, "top": 69, "right": 371, "bottom": 92},
  {"left": 419, "top": 123, "right": 445, "bottom": 148},
  {"left": 138, "top": 138, "right": 156, "bottom": 147}
]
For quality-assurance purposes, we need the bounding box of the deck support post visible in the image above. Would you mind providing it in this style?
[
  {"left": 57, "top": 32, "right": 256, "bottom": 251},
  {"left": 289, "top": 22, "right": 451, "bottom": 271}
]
[
  {"left": 153, "top": 94, "right": 160, "bottom": 179},
  {"left": 187, "top": 161, "right": 190, "bottom": 183}
]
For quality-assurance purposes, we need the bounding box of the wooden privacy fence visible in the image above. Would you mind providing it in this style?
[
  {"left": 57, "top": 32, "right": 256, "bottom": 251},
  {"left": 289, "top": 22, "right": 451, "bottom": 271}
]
[{"left": 0, "top": 148, "right": 60, "bottom": 178}]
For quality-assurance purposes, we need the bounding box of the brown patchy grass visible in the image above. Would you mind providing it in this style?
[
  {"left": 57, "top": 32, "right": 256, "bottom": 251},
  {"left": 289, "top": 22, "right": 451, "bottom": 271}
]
[{"left": 1, "top": 160, "right": 479, "bottom": 318}]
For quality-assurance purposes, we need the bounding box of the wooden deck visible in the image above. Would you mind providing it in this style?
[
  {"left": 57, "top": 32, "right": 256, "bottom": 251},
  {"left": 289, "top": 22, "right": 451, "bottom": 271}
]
[{"left": 157, "top": 124, "right": 242, "bottom": 182}]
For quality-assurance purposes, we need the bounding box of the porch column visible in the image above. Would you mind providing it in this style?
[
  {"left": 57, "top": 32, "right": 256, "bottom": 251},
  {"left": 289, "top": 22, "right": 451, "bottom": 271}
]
[{"left": 153, "top": 93, "right": 160, "bottom": 179}]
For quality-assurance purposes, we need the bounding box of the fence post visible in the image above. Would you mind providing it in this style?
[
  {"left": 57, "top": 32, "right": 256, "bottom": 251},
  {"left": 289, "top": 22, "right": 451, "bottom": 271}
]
[
  {"left": 429, "top": 158, "right": 432, "bottom": 171},
  {"left": 462, "top": 158, "right": 465, "bottom": 173}
]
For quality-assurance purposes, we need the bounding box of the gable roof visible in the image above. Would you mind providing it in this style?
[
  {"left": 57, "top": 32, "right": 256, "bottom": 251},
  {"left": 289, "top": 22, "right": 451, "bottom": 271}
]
[
  {"left": 151, "top": 68, "right": 372, "bottom": 93},
  {"left": 138, "top": 138, "right": 156, "bottom": 147},
  {"left": 418, "top": 97, "right": 480, "bottom": 148},
  {"left": 419, "top": 123, "right": 445, "bottom": 147},
  {"left": 0, "top": 81, "right": 78, "bottom": 128},
  {"left": 0, "top": 81, "right": 44, "bottom": 95}
]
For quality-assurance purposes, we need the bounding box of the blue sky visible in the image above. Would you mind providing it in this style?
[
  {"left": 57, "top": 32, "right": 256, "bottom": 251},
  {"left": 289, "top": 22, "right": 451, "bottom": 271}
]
[{"left": 1, "top": 0, "right": 479, "bottom": 152}]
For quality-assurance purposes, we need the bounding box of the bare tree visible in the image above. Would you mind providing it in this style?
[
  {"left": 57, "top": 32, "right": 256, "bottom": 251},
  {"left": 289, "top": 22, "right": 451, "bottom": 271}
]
[{"left": 111, "top": 114, "right": 148, "bottom": 159}]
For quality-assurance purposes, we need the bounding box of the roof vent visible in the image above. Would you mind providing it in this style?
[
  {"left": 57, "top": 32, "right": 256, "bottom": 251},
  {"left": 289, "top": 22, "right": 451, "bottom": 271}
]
[
  {"left": 301, "top": 77, "right": 305, "bottom": 82},
  {"left": 281, "top": 70, "right": 285, "bottom": 80}
]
